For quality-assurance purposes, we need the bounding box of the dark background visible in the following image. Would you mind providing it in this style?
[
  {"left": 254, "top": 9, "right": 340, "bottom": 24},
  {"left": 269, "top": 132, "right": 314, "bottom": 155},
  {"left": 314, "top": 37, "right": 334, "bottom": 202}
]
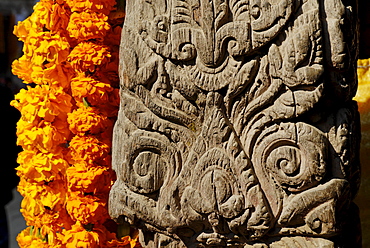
[{"left": 358, "top": 0, "right": 370, "bottom": 58}]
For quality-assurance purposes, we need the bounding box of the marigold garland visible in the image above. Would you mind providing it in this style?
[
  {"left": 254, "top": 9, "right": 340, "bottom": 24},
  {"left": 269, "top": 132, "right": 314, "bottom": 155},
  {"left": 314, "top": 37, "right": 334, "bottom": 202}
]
[
  {"left": 12, "top": 0, "right": 141, "bottom": 247},
  {"left": 355, "top": 59, "right": 370, "bottom": 113}
]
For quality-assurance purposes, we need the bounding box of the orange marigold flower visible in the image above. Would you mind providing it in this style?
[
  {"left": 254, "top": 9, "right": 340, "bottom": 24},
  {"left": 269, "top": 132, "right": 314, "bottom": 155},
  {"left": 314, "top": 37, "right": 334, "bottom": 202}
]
[
  {"left": 67, "top": 11, "right": 110, "bottom": 41},
  {"left": 43, "top": 63, "right": 75, "bottom": 89},
  {"left": 71, "top": 74, "right": 119, "bottom": 110},
  {"left": 96, "top": 49, "right": 120, "bottom": 85},
  {"left": 70, "top": 75, "right": 110, "bottom": 100},
  {"left": 96, "top": 69, "right": 119, "bottom": 88},
  {"left": 100, "top": 128, "right": 114, "bottom": 148},
  {"left": 66, "top": 194, "right": 109, "bottom": 225},
  {"left": 68, "top": 42, "right": 111, "bottom": 72},
  {"left": 65, "top": 0, "right": 116, "bottom": 15},
  {"left": 102, "top": 87, "right": 120, "bottom": 117},
  {"left": 63, "top": 222, "right": 105, "bottom": 248},
  {"left": 69, "top": 135, "right": 111, "bottom": 167},
  {"left": 67, "top": 165, "right": 112, "bottom": 194},
  {"left": 104, "top": 25, "right": 122, "bottom": 47},
  {"left": 67, "top": 106, "right": 112, "bottom": 135},
  {"left": 106, "top": 236, "right": 143, "bottom": 248}
]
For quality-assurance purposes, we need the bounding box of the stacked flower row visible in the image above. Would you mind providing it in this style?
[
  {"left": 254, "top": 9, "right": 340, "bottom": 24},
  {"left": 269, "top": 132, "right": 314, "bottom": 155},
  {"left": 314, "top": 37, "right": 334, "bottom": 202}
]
[
  {"left": 356, "top": 59, "right": 370, "bottom": 113},
  {"left": 11, "top": 0, "right": 140, "bottom": 247}
]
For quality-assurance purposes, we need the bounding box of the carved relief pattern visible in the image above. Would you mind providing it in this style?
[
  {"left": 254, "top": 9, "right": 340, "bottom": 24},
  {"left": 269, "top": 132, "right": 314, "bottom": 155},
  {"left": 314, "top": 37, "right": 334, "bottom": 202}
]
[{"left": 109, "top": 0, "right": 360, "bottom": 247}]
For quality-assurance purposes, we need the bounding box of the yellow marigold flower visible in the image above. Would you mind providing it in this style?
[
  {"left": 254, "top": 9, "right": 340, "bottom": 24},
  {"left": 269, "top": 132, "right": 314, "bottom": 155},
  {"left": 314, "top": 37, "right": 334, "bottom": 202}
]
[
  {"left": 14, "top": 18, "right": 33, "bottom": 42},
  {"left": 16, "top": 151, "right": 68, "bottom": 184},
  {"left": 28, "top": 239, "right": 49, "bottom": 248},
  {"left": 13, "top": 10, "right": 44, "bottom": 42},
  {"left": 29, "top": 239, "right": 49, "bottom": 248},
  {"left": 33, "top": 0, "right": 71, "bottom": 33},
  {"left": 66, "top": 0, "right": 116, "bottom": 15},
  {"left": 69, "top": 135, "right": 111, "bottom": 167},
  {"left": 17, "top": 226, "right": 53, "bottom": 248},
  {"left": 12, "top": 57, "right": 34, "bottom": 82},
  {"left": 67, "top": 165, "right": 112, "bottom": 194},
  {"left": 16, "top": 29, "right": 69, "bottom": 75},
  {"left": 18, "top": 226, "right": 64, "bottom": 248},
  {"left": 19, "top": 193, "right": 44, "bottom": 227},
  {"left": 25, "top": 31, "right": 70, "bottom": 67},
  {"left": 68, "top": 42, "right": 111, "bottom": 72},
  {"left": 22, "top": 182, "right": 66, "bottom": 212},
  {"left": 30, "top": 65, "right": 46, "bottom": 85},
  {"left": 11, "top": 85, "right": 72, "bottom": 125},
  {"left": 13, "top": 29, "right": 70, "bottom": 84},
  {"left": 68, "top": 106, "right": 112, "bottom": 135},
  {"left": 13, "top": 60, "right": 72, "bottom": 88},
  {"left": 15, "top": 118, "right": 34, "bottom": 136},
  {"left": 17, "top": 227, "right": 34, "bottom": 248},
  {"left": 66, "top": 194, "right": 110, "bottom": 225},
  {"left": 19, "top": 181, "right": 67, "bottom": 228},
  {"left": 16, "top": 121, "right": 69, "bottom": 154},
  {"left": 67, "top": 11, "right": 110, "bottom": 41},
  {"left": 48, "top": 229, "right": 67, "bottom": 247}
]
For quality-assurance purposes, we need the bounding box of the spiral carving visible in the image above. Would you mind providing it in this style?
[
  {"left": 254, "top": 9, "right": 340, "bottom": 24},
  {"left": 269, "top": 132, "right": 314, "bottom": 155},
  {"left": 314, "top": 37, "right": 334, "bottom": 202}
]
[
  {"left": 121, "top": 130, "right": 175, "bottom": 194},
  {"left": 253, "top": 122, "right": 328, "bottom": 193}
]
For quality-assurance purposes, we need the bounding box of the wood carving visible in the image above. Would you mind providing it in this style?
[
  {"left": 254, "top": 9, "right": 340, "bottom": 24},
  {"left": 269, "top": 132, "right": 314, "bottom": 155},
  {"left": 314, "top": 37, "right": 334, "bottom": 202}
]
[{"left": 109, "top": 0, "right": 361, "bottom": 247}]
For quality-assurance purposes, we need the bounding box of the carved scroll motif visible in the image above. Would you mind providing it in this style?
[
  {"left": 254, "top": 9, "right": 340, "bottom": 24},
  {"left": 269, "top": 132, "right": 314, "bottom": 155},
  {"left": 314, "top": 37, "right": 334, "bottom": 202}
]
[{"left": 109, "top": 0, "right": 360, "bottom": 247}]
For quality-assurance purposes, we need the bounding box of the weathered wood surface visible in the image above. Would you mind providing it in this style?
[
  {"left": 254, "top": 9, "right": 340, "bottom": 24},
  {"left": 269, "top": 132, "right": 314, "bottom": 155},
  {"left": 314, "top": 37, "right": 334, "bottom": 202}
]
[{"left": 109, "top": 0, "right": 361, "bottom": 247}]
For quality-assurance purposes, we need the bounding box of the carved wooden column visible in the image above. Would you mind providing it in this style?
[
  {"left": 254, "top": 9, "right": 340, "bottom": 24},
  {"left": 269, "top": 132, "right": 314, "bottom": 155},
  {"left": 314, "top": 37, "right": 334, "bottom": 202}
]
[{"left": 109, "top": 0, "right": 361, "bottom": 247}]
